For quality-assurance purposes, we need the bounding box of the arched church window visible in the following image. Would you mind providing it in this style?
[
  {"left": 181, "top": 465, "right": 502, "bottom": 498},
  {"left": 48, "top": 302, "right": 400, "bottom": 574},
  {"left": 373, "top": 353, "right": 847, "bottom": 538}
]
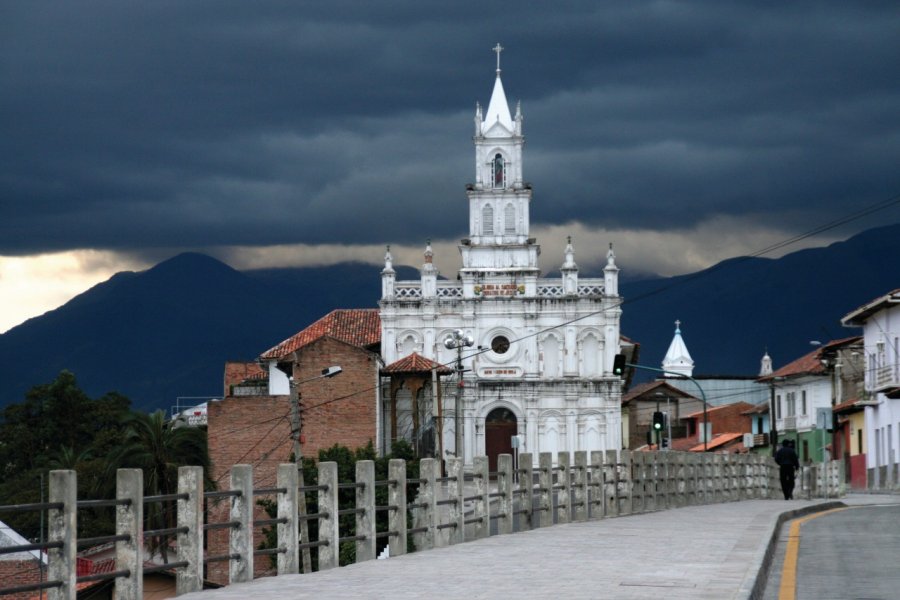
[
  {"left": 492, "top": 153, "right": 505, "bottom": 188},
  {"left": 504, "top": 203, "right": 516, "bottom": 234},
  {"left": 482, "top": 204, "right": 494, "bottom": 236}
]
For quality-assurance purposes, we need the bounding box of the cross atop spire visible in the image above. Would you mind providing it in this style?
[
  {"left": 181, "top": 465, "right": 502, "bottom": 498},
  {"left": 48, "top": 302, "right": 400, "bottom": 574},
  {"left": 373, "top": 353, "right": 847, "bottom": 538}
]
[
  {"left": 493, "top": 43, "right": 504, "bottom": 74},
  {"left": 675, "top": 319, "right": 681, "bottom": 332}
]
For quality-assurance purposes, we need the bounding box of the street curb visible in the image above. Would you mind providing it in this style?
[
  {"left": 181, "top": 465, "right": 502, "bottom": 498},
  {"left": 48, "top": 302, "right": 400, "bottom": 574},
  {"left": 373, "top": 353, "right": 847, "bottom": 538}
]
[{"left": 740, "top": 500, "right": 846, "bottom": 600}]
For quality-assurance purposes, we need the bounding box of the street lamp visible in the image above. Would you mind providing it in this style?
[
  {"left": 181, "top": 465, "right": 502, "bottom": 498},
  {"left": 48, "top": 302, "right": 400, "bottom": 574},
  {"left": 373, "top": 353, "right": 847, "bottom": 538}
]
[{"left": 444, "top": 329, "right": 474, "bottom": 459}]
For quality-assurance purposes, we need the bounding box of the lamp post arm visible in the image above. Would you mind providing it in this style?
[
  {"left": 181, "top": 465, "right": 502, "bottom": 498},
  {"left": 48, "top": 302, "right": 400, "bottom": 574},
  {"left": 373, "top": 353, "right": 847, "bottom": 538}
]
[{"left": 626, "top": 363, "right": 709, "bottom": 451}]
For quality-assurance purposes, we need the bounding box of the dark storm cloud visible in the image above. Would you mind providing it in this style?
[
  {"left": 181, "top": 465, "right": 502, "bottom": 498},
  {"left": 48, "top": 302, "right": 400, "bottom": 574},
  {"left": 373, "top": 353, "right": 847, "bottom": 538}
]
[{"left": 2, "top": 1, "right": 899, "bottom": 257}]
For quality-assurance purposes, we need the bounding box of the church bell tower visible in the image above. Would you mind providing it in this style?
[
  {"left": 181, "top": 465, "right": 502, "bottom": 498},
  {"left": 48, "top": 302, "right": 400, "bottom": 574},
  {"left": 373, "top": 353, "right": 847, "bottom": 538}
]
[{"left": 460, "top": 44, "right": 539, "bottom": 294}]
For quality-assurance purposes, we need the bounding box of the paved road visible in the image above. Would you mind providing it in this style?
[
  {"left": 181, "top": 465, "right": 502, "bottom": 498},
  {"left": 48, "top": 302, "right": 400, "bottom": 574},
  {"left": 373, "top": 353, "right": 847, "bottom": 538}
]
[
  {"left": 176, "top": 496, "right": 897, "bottom": 600},
  {"left": 764, "top": 499, "right": 900, "bottom": 600}
]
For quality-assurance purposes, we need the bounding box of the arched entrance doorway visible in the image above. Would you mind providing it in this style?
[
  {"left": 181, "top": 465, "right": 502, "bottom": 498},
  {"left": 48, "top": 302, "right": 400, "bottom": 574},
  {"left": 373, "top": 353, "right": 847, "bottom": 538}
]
[{"left": 485, "top": 407, "right": 517, "bottom": 472}]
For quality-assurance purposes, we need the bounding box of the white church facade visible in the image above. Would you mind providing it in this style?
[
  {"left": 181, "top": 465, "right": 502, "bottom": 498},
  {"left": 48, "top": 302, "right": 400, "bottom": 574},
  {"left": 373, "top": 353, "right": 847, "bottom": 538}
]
[{"left": 379, "top": 48, "right": 625, "bottom": 466}]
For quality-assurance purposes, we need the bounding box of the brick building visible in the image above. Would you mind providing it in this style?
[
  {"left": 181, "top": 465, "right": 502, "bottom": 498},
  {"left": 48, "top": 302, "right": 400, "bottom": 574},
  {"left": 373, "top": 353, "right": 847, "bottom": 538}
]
[{"left": 205, "top": 310, "right": 381, "bottom": 584}]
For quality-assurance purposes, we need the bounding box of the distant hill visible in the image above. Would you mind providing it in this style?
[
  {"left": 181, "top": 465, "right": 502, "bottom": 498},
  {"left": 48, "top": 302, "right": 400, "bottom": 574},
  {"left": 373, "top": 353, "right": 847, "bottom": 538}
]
[
  {"left": 0, "top": 224, "right": 897, "bottom": 412},
  {"left": 619, "top": 223, "right": 900, "bottom": 380}
]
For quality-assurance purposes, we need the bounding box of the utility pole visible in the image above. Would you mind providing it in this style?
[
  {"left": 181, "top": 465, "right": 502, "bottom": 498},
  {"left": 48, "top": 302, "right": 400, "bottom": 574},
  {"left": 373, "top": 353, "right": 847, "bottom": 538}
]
[
  {"left": 290, "top": 365, "right": 342, "bottom": 573},
  {"left": 444, "top": 330, "right": 474, "bottom": 460}
]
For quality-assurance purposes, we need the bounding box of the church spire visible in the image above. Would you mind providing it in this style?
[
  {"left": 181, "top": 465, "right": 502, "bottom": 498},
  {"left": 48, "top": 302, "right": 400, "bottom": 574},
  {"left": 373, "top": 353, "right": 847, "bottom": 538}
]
[
  {"left": 483, "top": 43, "right": 514, "bottom": 135},
  {"left": 759, "top": 349, "right": 773, "bottom": 377},
  {"left": 662, "top": 320, "right": 695, "bottom": 377}
]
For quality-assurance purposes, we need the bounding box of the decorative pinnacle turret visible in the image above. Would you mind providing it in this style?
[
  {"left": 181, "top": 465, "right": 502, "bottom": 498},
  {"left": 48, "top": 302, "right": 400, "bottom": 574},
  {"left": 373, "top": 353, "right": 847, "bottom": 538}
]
[
  {"left": 383, "top": 245, "right": 394, "bottom": 271},
  {"left": 424, "top": 239, "right": 433, "bottom": 264},
  {"left": 606, "top": 242, "right": 617, "bottom": 267}
]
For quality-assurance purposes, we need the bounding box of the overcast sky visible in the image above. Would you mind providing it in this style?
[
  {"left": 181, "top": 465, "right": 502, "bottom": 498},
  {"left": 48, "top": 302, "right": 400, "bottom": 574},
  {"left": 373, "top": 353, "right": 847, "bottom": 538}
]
[{"left": 2, "top": 1, "right": 900, "bottom": 333}]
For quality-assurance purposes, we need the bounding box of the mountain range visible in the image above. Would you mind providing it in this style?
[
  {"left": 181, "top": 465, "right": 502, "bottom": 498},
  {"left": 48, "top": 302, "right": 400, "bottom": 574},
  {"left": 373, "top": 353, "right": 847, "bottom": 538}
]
[{"left": 1, "top": 224, "right": 897, "bottom": 412}]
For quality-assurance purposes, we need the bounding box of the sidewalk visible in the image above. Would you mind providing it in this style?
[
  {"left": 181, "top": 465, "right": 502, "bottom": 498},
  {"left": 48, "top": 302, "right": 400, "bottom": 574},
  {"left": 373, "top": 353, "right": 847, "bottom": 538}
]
[{"left": 179, "top": 495, "right": 898, "bottom": 600}]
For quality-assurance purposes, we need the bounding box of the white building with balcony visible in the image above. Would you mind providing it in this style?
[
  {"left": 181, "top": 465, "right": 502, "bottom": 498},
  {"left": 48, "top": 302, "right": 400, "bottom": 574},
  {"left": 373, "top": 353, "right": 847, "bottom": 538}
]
[
  {"left": 379, "top": 50, "right": 625, "bottom": 467},
  {"left": 843, "top": 288, "right": 900, "bottom": 488}
]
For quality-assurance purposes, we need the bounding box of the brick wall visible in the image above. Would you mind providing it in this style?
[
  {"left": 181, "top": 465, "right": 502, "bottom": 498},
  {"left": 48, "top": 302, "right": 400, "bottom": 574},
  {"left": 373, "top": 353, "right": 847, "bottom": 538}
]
[
  {"left": 0, "top": 559, "right": 44, "bottom": 600},
  {"left": 223, "top": 361, "right": 266, "bottom": 397},
  {"left": 205, "top": 336, "right": 379, "bottom": 584}
]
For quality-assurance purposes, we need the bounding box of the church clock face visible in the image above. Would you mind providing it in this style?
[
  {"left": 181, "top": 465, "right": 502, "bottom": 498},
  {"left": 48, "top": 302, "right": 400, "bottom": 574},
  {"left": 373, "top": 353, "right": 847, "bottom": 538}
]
[{"left": 491, "top": 335, "right": 511, "bottom": 354}]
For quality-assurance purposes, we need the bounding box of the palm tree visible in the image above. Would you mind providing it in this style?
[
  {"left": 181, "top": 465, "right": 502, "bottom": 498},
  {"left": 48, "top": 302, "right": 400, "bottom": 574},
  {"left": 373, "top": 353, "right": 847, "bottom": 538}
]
[{"left": 111, "top": 410, "right": 213, "bottom": 561}]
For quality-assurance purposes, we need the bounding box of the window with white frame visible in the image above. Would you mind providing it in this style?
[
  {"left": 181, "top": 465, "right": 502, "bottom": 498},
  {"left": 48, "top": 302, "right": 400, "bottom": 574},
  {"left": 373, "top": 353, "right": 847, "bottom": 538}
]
[
  {"left": 801, "top": 390, "right": 807, "bottom": 415},
  {"left": 492, "top": 153, "right": 506, "bottom": 188},
  {"left": 786, "top": 392, "right": 796, "bottom": 417},
  {"left": 482, "top": 204, "right": 494, "bottom": 235},
  {"left": 776, "top": 394, "right": 782, "bottom": 419},
  {"left": 504, "top": 203, "right": 515, "bottom": 234}
]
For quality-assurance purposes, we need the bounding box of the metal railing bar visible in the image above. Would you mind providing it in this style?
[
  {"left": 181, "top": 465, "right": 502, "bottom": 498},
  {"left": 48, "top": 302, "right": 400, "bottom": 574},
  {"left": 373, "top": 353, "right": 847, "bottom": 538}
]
[
  {"left": 253, "top": 487, "right": 287, "bottom": 495},
  {"left": 435, "top": 499, "right": 457, "bottom": 506},
  {"left": 488, "top": 492, "right": 505, "bottom": 498},
  {"left": 374, "top": 531, "right": 399, "bottom": 539},
  {"left": 253, "top": 517, "right": 288, "bottom": 527},
  {"left": 143, "top": 526, "right": 189, "bottom": 538},
  {"left": 0, "top": 541, "right": 63, "bottom": 555},
  {"left": 436, "top": 476, "right": 457, "bottom": 483},
  {"left": 374, "top": 479, "right": 399, "bottom": 486},
  {"left": 204, "top": 490, "right": 242, "bottom": 499},
  {"left": 0, "top": 502, "right": 64, "bottom": 513},
  {"left": 435, "top": 523, "right": 457, "bottom": 530},
  {"left": 203, "top": 553, "right": 240, "bottom": 564},
  {"left": 143, "top": 561, "right": 189, "bottom": 574},
  {"left": 338, "top": 482, "right": 366, "bottom": 490},
  {"left": 203, "top": 521, "right": 240, "bottom": 531},
  {"left": 337, "top": 508, "right": 366, "bottom": 516},
  {"left": 254, "top": 547, "right": 286, "bottom": 556},
  {"left": 297, "top": 511, "right": 329, "bottom": 522},
  {"left": 76, "top": 498, "right": 132, "bottom": 508},
  {"left": 463, "top": 516, "right": 483, "bottom": 525},
  {"left": 77, "top": 534, "right": 131, "bottom": 547},
  {"left": 0, "top": 580, "right": 63, "bottom": 595},
  {"left": 144, "top": 493, "right": 189, "bottom": 503},
  {"left": 298, "top": 540, "right": 330, "bottom": 550},
  {"left": 298, "top": 485, "right": 329, "bottom": 493},
  {"left": 338, "top": 534, "right": 367, "bottom": 543},
  {"left": 406, "top": 526, "right": 428, "bottom": 535},
  {"left": 375, "top": 505, "right": 399, "bottom": 512},
  {"left": 76, "top": 569, "right": 131, "bottom": 583}
]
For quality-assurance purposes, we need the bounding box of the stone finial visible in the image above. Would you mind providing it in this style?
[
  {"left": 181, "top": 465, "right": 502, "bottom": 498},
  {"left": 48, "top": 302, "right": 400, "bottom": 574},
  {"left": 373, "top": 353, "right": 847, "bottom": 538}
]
[
  {"left": 424, "top": 240, "right": 433, "bottom": 264},
  {"left": 606, "top": 242, "right": 616, "bottom": 266},
  {"left": 562, "top": 235, "right": 577, "bottom": 269},
  {"left": 383, "top": 245, "right": 394, "bottom": 271}
]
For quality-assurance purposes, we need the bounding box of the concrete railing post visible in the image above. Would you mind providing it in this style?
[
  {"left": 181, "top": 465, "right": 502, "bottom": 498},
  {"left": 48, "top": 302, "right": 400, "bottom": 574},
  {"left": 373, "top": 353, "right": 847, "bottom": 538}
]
[
  {"left": 317, "top": 461, "right": 339, "bottom": 570},
  {"left": 537, "top": 453, "right": 552, "bottom": 527},
  {"left": 658, "top": 452, "right": 669, "bottom": 510},
  {"left": 620, "top": 450, "right": 633, "bottom": 515},
  {"left": 556, "top": 452, "right": 571, "bottom": 524},
  {"left": 497, "top": 454, "right": 514, "bottom": 535},
  {"left": 603, "top": 449, "right": 618, "bottom": 518},
  {"left": 355, "top": 460, "right": 376, "bottom": 561},
  {"left": 472, "top": 456, "right": 490, "bottom": 539},
  {"left": 518, "top": 453, "right": 534, "bottom": 530},
  {"left": 276, "top": 464, "right": 298, "bottom": 575},
  {"left": 415, "top": 458, "right": 436, "bottom": 551},
  {"left": 676, "top": 452, "right": 687, "bottom": 508},
  {"left": 47, "top": 470, "right": 76, "bottom": 600},
  {"left": 230, "top": 465, "right": 254, "bottom": 584},
  {"left": 573, "top": 451, "right": 588, "bottom": 522},
  {"left": 447, "top": 457, "right": 465, "bottom": 543},
  {"left": 388, "top": 458, "right": 407, "bottom": 557},
  {"left": 115, "top": 469, "right": 143, "bottom": 600},
  {"left": 632, "top": 452, "right": 645, "bottom": 513},
  {"left": 176, "top": 466, "right": 204, "bottom": 595}
]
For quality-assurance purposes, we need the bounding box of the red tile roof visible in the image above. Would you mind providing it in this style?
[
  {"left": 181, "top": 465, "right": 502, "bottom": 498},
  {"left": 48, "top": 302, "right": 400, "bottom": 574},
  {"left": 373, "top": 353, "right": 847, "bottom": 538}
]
[
  {"left": 260, "top": 309, "right": 381, "bottom": 360},
  {"left": 688, "top": 432, "right": 745, "bottom": 452},
  {"left": 382, "top": 352, "right": 453, "bottom": 374},
  {"left": 759, "top": 336, "right": 862, "bottom": 381},
  {"left": 682, "top": 401, "right": 755, "bottom": 420},
  {"left": 621, "top": 380, "right": 698, "bottom": 404}
]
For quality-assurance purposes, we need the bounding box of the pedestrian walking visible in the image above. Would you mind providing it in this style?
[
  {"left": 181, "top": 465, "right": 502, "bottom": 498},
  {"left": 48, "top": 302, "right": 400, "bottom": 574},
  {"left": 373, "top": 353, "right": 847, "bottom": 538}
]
[{"left": 774, "top": 439, "right": 800, "bottom": 500}]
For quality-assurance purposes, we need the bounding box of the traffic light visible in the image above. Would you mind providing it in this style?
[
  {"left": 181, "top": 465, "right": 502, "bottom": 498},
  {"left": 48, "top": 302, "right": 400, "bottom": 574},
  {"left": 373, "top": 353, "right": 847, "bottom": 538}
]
[
  {"left": 652, "top": 411, "right": 665, "bottom": 432},
  {"left": 613, "top": 353, "right": 626, "bottom": 376}
]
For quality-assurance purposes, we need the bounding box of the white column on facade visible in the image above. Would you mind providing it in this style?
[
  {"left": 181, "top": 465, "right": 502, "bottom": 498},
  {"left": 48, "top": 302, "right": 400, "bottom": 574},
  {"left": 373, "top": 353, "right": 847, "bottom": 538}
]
[
  {"left": 565, "top": 326, "right": 577, "bottom": 376},
  {"left": 567, "top": 410, "right": 577, "bottom": 457}
]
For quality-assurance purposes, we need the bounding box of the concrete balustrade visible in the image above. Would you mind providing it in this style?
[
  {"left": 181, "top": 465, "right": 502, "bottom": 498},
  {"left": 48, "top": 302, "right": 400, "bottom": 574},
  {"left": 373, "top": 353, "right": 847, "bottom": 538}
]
[{"left": 3, "top": 451, "right": 847, "bottom": 600}]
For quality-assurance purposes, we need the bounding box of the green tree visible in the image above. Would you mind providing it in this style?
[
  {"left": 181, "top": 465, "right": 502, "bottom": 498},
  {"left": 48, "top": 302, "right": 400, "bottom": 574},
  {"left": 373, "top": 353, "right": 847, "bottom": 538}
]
[
  {"left": 0, "top": 371, "right": 132, "bottom": 540},
  {"left": 109, "top": 410, "right": 213, "bottom": 561}
]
